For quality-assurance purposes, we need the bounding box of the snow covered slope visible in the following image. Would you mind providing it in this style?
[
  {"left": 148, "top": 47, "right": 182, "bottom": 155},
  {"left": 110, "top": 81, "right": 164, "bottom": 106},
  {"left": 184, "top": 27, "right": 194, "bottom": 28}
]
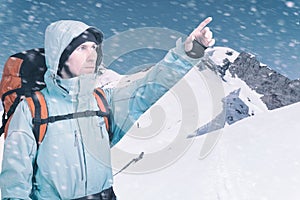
[
  {"left": 110, "top": 47, "right": 300, "bottom": 199},
  {"left": 113, "top": 101, "right": 300, "bottom": 200}
]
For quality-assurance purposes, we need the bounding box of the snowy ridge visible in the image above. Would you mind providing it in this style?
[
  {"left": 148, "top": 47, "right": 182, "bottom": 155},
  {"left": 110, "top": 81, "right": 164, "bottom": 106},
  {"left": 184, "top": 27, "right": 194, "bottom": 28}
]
[{"left": 110, "top": 47, "right": 300, "bottom": 199}]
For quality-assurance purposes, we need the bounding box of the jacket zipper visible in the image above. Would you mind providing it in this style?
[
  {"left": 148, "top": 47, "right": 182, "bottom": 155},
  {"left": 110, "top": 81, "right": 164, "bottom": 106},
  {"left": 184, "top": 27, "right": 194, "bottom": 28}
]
[
  {"left": 99, "top": 121, "right": 104, "bottom": 139},
  {"left": 74, "top": 130, "right": 84, "bottom": 181}
]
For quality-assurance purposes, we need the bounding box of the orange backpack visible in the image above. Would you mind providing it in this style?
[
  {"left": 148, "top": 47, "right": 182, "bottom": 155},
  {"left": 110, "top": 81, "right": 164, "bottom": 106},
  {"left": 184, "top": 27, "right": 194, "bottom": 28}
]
[{"left": 0, "top": 48, "right": 111, "bottom": 147}]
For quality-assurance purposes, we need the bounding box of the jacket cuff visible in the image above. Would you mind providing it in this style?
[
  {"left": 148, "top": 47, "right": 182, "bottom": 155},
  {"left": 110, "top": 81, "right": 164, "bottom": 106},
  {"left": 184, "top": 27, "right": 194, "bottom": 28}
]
[
  {"left": 185, "top": 39, "right": 207, "bottom": 59},
  {"left": 167, "top": 38, "right": 201, "bottom": 66}
]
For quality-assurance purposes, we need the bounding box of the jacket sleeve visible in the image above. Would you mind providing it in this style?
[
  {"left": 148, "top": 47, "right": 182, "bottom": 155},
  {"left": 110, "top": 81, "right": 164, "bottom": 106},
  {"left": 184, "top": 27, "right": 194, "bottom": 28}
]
[
  {"left": 0, "top": 101, "right": 37, "bottom": 200},
  {"left": 107, "top": 38, "right": 203, "bottom": 146}
]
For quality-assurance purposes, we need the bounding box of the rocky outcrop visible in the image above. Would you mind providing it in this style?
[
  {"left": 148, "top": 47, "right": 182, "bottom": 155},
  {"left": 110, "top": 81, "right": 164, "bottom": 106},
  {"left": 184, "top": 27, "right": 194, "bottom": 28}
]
[
  {"left": 228, "top": 52, "right": 300, "bottom": 110},
  {"left": 188, "top": 88, "right": 250, "bottom": 138}
]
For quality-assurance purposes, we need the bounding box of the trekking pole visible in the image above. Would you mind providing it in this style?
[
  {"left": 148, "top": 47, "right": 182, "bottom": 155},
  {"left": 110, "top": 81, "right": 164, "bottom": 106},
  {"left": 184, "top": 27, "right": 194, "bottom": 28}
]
[{"left": 113, "top": 152, "right": 144, "bottom": 176}]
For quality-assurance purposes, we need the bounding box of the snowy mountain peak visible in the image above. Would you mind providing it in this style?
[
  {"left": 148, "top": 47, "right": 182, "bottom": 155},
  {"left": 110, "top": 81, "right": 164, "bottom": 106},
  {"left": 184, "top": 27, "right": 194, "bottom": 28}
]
[
  {"left": 112, "top": 46, "right": 300, "bottom": 200},
  {"left": 202, "top": 47, "right": 300, "bottom": 110}
]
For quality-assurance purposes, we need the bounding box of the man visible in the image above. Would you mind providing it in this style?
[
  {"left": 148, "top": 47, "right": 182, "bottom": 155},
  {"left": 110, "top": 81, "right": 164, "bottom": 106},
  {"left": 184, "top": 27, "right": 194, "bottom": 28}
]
[{"left": 0, "top": 17, "right": 214, "bottom": 199}]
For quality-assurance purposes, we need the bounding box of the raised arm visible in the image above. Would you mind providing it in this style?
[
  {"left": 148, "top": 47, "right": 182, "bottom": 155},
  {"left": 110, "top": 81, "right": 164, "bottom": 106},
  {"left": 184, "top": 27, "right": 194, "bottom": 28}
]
[{"left": 108, "top": 17, "right": 215, "bottom": 146}]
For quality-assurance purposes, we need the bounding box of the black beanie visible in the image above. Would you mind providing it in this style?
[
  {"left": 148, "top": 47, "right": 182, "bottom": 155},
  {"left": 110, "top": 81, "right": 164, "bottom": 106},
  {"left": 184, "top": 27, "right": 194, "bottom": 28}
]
[{"left": 58, "top": 28, "right": 102, "bottom": 73}]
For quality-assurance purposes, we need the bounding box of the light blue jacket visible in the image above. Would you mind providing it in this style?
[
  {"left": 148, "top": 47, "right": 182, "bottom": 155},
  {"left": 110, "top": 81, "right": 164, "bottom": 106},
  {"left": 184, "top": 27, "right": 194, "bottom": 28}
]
[{"left": 0, "top": 20, "right": 200, "bottom": 199}]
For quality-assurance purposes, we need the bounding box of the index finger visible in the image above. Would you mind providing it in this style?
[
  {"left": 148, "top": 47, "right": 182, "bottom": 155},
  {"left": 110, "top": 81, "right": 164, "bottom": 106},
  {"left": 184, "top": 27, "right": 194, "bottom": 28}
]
[{"left": 195, "top": 17, "right": 213, "bottom": 32}]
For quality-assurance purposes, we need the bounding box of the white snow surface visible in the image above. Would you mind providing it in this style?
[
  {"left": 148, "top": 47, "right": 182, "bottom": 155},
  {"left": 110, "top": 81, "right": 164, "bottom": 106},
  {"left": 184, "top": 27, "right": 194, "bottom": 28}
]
[
  {"left": 113, "top": 102, "right": 300, "bottom": 200},
  {"left": 1, "top": 47, "right": 300, "bottom": 199}
]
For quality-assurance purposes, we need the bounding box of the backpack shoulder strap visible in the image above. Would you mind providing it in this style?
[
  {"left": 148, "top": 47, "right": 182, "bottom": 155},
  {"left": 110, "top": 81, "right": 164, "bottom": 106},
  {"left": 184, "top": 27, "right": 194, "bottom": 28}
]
[
  {"left": 93, "top": 88, "right": 112, "bottom": 141},
  {"left": 25, "top": 91, "right": 48, "bottom": 147},
  {"left": 24, "top": 88, "right": 111, "bottom": 146}
]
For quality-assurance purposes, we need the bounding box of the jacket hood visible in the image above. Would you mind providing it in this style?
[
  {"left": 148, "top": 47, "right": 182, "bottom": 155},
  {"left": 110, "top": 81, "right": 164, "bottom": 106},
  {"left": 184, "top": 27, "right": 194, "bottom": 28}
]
[
  {"left": 43, "top": 20, "right": 103, "bottom": 97},
  {"left": 44, "top": 20, "right": 103, "bottom": 75}
]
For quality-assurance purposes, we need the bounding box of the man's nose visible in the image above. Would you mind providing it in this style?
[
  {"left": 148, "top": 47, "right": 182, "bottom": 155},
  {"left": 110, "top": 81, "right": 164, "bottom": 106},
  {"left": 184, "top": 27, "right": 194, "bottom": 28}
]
[{"left": 87, "top": 48, "right": 97, "bottom": 60}]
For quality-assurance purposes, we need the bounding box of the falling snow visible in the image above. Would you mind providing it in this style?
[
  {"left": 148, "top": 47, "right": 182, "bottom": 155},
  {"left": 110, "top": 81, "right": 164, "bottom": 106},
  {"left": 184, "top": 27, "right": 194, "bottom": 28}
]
[
  {"left": 0, "top": 1, "right": 300, "bottom": 198},
  {"left": 0, "top": 0, "right": 299, "bottom": 79}
]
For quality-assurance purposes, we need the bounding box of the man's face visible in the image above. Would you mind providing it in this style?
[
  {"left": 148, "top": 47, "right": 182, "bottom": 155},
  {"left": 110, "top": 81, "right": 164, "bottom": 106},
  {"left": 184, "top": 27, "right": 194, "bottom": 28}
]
[{"left": 61, "top": 41, "right": 98, "bottom": 78}]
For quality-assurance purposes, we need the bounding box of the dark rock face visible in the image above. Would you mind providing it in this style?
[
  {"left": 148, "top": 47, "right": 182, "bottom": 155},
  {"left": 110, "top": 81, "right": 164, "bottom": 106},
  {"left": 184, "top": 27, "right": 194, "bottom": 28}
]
[
  {"left": 223, "top": 89, "right": 249, "bottom": 124},
  {"left": 188, "top": 89, "right": 250, "bottom": 138},
  {"left": 227, "top": 52, "right": 300, "bottom": 110}
]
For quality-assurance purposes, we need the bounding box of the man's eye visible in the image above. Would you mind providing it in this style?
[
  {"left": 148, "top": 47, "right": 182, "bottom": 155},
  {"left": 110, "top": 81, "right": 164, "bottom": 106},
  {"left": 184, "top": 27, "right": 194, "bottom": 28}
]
[
  {"left": 80, "top": 46, "right": 87, "bottom": 50},
  {"left": 77, "top": 46, "right": 85, "bottom": 51}
]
